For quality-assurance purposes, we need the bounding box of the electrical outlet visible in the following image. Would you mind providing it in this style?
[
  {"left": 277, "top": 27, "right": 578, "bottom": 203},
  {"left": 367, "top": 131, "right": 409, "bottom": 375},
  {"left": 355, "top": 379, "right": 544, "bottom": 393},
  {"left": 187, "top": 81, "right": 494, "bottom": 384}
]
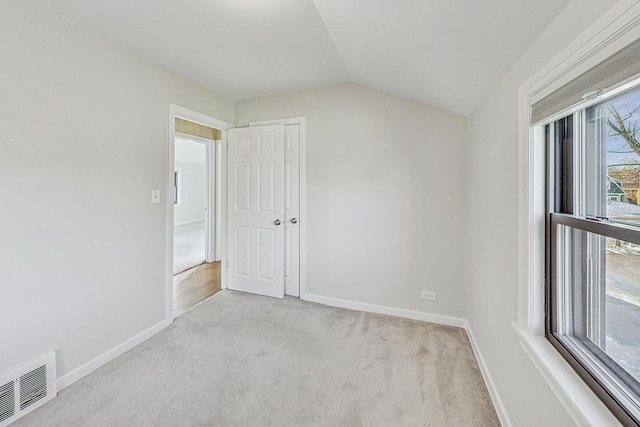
[{"left": 421, "top": 291, "right": 436, "bottom": 301}]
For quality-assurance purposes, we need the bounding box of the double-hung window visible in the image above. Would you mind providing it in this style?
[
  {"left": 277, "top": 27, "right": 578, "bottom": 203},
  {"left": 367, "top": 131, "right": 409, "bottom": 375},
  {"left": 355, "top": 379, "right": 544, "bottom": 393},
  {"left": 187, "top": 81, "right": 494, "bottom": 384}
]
[{"left": 547, "top": 87, "right": 640, "bottom": 425}]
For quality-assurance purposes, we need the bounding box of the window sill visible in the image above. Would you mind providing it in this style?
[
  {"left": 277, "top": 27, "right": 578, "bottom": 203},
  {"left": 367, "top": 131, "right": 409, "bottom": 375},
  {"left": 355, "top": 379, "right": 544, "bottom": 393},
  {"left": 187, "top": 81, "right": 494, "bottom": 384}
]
[{"left": 511, "top": 322, "right": 621, "bottom": 427}]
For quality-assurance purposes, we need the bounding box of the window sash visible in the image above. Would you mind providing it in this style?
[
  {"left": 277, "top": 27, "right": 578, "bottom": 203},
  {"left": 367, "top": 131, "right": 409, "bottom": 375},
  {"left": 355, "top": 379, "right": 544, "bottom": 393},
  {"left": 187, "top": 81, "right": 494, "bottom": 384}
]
[
  {"left": 551, "top": 213, "right": 640, "bottom": 244},
  {"left": 548, "top": 213, "right": 640, "bottom": 424}
]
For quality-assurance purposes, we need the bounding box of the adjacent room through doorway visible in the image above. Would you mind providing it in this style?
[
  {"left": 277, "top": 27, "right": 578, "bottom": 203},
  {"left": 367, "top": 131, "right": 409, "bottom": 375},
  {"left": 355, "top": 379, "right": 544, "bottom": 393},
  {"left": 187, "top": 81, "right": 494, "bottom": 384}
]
[
  {"left": 173, "top": 138, "right": 207, "bottom": 274},
  {"left": 172, "top": 117, "right": 222, "bottom": 316}
]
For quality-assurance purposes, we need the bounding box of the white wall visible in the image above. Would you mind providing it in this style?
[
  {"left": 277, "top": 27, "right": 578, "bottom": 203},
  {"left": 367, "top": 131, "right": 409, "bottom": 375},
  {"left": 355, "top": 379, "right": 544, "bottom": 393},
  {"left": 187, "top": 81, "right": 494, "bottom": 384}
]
[
  {"left": 2, "top": 1, "right": 622, "bottom": 423},
  {"left": 174, "top": 140, "right": 207, "bottom": 225},
  {"left": 0, "top": 0, "right": 233, "bottom": 381},
  {"left": 465, "top": 0, "right": 620, "bottom": 425},
  {"left": 174, "top": 162, "right": 207, "bottom": 225},
  {"left": 236, "top": 84, "right": 468, "bottom": 318}
]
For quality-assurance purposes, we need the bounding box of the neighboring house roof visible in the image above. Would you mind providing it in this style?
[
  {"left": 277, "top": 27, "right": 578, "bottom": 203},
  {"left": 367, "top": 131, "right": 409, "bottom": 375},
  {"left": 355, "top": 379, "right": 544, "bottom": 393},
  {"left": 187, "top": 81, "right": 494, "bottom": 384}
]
[
  {"left": 607, "top": 200, "right": 640, "bottom": 216},
  {"left": 609, "top": 167, "right": 640, "bottom": 188},
  {"left": 607, "top": 175, "right": 625, "bottom": 195}
]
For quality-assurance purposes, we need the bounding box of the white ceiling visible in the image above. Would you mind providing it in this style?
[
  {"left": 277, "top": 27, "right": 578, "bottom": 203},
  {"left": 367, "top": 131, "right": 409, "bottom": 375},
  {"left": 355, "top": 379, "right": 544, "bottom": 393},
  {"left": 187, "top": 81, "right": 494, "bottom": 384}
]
[{"left": 31, "top": 0, "right": 571, "bottom": 116}]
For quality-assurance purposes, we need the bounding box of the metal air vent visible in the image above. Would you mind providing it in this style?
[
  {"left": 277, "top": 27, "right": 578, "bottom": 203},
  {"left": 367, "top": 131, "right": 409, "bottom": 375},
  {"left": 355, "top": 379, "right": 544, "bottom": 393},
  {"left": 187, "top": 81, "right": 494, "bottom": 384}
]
[
  {"left": 0, "top": 382, "right": 15, "bottom": 423},
  {"left": 0, "top": 352, "right": 56, "bottom": 427},
  {"left": 19, "top": 365, "right": 47, "bottom": 410}
]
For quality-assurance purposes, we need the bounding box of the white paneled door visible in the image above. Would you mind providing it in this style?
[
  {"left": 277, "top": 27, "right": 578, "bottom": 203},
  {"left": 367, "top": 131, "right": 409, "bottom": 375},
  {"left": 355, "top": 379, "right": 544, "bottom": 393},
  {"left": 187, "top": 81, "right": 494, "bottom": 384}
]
[
  {"left": 227, "top": 125, "right": 285, "bottom": 298},
  {"left": 283, "top": 124, "right": 300, "bottom": 297}
]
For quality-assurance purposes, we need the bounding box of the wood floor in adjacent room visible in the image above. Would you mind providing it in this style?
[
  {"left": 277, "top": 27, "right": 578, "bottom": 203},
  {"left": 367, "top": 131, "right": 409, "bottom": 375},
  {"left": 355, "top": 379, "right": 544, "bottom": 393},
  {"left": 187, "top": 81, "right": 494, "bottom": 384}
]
[{"left": 173, "top": 261, "right": 221, "bottom": 317}]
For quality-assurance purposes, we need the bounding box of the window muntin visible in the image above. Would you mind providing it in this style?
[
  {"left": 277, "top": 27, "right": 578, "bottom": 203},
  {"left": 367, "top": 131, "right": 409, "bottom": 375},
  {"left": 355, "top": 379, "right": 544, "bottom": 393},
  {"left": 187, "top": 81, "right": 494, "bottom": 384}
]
[{"left": 548, "top": 87, "right": 640, "bottom": 426}]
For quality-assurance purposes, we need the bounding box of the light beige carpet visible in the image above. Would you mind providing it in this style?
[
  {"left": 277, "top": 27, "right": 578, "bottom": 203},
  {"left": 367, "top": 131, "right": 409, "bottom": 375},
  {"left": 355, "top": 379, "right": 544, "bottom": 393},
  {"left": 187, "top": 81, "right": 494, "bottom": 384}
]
[{"left": 14, "top": 291, "right": 500, "bottom": 426}]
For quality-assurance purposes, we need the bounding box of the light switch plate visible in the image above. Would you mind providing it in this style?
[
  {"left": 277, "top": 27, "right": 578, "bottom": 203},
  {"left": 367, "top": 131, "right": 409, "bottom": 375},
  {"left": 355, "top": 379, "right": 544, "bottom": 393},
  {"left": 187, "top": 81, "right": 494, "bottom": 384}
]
[{"left": 151, "top": 190, "right": 161, "bottom": 204}]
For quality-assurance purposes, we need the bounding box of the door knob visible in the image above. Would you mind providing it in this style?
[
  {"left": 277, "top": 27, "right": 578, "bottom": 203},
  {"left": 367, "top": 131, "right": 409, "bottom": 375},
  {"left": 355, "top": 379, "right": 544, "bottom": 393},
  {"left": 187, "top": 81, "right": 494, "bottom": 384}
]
[
  {"left": 290, "top": 218, "right": 298, "bottom": 224},
  {"left": 274, "top": 219, "right": 282, "bottom": 226}
]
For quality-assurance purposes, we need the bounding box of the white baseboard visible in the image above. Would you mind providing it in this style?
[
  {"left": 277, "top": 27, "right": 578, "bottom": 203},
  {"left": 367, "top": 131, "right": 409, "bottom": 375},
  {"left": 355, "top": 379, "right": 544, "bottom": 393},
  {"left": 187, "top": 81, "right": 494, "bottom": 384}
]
[
  {"left": 302, "top": 293, "right": 468, "bottom": 328},
  {"left": 56, "top": 319, "right": 170, "bottom": 391},
  {"left": 301, "top": 293, "right": 510, "bottom": 423},
  {"left": 174, "top": 219, "right": 205, "bottom": 227},
  {"left": 53, "top": 293, "right": 509, "bottom": 427},
  {"left": 465, "top": 322, "right": 512, "bottom": 427}
]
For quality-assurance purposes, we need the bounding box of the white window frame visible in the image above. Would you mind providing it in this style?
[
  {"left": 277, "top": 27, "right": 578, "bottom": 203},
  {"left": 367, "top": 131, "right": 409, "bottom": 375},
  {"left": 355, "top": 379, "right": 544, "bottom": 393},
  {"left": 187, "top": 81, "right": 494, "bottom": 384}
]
[{"left": 516, "top": 1, "right": 640, "bottom": 425}]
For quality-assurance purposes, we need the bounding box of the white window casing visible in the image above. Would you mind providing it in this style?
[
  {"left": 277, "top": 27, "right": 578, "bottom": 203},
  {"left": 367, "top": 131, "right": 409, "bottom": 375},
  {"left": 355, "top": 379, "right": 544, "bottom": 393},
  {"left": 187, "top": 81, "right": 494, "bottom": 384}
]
[{"left": 517, "top": 1, "right": 640, "bottom": 425}]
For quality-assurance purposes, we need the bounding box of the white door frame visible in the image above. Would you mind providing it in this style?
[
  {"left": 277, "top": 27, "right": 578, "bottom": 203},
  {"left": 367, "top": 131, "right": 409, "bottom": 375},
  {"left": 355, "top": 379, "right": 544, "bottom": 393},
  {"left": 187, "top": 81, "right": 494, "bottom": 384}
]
[
  {"left": 166, "top": 104, "right": 233, "bottom": 322},
  {"left": 249, "top": 117, "right": 306, "bottom": 299}
]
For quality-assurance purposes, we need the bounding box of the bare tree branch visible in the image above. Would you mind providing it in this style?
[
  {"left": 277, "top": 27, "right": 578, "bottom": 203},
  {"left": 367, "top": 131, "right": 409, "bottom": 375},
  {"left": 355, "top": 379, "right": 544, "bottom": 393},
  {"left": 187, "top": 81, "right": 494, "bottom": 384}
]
[{"left": 608, "top": 105, "right": 640, "bottom": 157}]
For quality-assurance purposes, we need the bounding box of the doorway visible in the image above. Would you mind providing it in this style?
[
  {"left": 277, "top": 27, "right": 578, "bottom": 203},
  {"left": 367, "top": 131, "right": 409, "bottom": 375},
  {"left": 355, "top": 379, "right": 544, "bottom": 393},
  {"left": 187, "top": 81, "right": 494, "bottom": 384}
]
[
  {"left": 165, "top": 107, "right": 304, "bottom": 321},
  {"left": 173, "top": 138, "right": 208, "bottom": 274},
  {"left": 173, "top": 132, "right": 219, "bottom": 316},
  {"left": 167, "top": 106, "right": 233, "bottom": 320}
]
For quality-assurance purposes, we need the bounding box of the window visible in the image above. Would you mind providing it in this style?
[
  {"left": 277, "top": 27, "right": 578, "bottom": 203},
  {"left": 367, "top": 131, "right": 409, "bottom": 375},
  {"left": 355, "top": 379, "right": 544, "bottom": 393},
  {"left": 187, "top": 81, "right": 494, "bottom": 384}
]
[{"left": 547, "top": 87, "right": 640, "bottom": 425}]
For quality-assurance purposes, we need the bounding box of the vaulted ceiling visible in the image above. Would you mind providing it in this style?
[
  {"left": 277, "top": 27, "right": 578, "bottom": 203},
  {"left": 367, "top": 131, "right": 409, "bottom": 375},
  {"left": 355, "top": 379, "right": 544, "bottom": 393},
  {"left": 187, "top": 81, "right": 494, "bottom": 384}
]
[{"left": 31, "top": 0, "right": 571, "bottom": 116}]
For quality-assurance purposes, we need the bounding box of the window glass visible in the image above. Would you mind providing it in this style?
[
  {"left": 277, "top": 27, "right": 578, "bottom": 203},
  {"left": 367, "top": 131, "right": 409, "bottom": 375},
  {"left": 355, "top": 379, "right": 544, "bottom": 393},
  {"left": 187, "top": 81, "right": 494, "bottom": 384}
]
[
  {"left": 548, "top": 87, "right": 640, "bottom": 424},
  {"left": 582, "top": 90, "right": 640, "bottom": 385},
  {"left": 605, "top": 235, "right": 640, "bottom": 383},
  {"left": 554, "top": 225, "right": 640, "bottom": 385},
  {"left": 586, "top": 91, "right": 640, "bottom": 224}
]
